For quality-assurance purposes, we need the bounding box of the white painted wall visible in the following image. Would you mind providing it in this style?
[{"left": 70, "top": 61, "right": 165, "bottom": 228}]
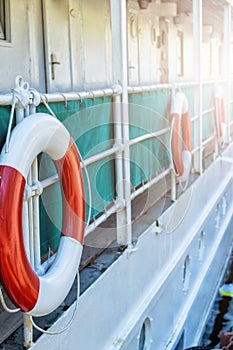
[
  {"left": 127, "top": 0, "right": 161, "bottom": 86},
  {"left": 43, "top": 0, "right": 112, "bottom": 92},
  {"left": 0, "top": 0, "right": 45, "bottom": 93},
  {"left": 0, "top": 0, "right": 113, "bottom": 94}
]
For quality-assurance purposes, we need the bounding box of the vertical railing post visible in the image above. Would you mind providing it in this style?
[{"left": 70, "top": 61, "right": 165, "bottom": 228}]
[
  {"left": 120, "top": 0, "right": 132, "bottom": 245},
  {"left": 224, "top": 3, "right": 231, "bottom": 144},
  {"left": 23, "top": 89, "right": 42, "bottom": 349},
  {"left": 113, "top": 86, "right": 126, "bottom": 243},
  {"left": 11, "top": 78, "right": 34, "bottom": 349},
  {"left": 193, "top": 0, "right": 203, "bottom": 175},
  {"left": 170, "top": 87, "right": 176, "bottom": 202},
  {"left": 110, "top": 0, "right": 132, "bottom": 245},
  {"left": 23, "top": 104, "right": 34, "bottom": 350},
  {"left": 29, "top": 90, "right": 42, "bottom": 272}
]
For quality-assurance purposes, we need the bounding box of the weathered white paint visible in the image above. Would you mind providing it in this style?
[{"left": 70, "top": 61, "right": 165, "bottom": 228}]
[
  {"left": 43, "top": 0, "right": 112, "bottom": 92},
  {"left": 30, "top": 144, "right": 233, "bottom": 350},
  {"left": 0, "top": 0, "right": 45, "bottom": 93}
]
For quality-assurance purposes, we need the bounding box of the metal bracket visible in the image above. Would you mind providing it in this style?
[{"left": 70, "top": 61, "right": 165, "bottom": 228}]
[
  {"left": 24, "top": 181, "right": 43, "bottom": 201},
  {"left": 153, "top": 220, "right": 163, "bottom": 234},
  {"left": 29, "top": 88, "right": 41, "bottom": 107},
  {"left": 126, "top": 240, "right": 138, "bottom": 257},
  {"left": 13, "top": 75, "right": 31, "bottom": 109}
]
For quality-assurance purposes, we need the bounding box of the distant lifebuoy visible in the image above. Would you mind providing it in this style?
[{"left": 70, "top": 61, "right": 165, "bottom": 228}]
[
  {"left": 170, "top": 92, "right": 192, "bottom": 179},
  {"left": 0, "top": 113, "right": 85, "bottom": 316},
  {"left": 214, "top": 95, "right": 226, "bottom": 139}
]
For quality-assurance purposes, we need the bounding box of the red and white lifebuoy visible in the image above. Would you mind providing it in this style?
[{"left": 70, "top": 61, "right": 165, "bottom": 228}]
[
  {"left": 170, "top": 92, "right": 192, "bottom": 180},
  {"left": 0, "top": 113, "right": 85, "bottom": 316},
  {"left": 214, "top": 88, "right": 226, "bottom": 140}
]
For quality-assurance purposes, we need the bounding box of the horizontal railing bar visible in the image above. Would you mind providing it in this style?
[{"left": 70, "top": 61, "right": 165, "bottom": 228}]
[
  {"left": 0, "top": 87, "right": 121, "bottom": 106},
  {"left": 130, "top": 167, "right": 171, "bottom": 200},
  {"left": 191, "top": 146, "right": 201, "bottom": 155},
  {"left": 40, "top": 146, "right": 122, "bottom": 189},
  {"left": 0, "top": 93, "right": 13, "bottom": 105},
  {"left": 191, "top": 135, "right": 215, "bottom": 157},
  {"left": 42, "top": 88, "right": 117, "bottom": 103},
  {"left": 84, "top": 201, "right": 122, "bottom": 236},
  {"left": 129, "top": 127, "right": 170, "bottom": 146},
  {"left": 128, "top": 82, "right": 198, "bottom": 94},
  {"left": 0, "top": 80, "right": 232, "bottom": 106},
  {"left": 191, "top": 114, "right": 199, "bottom": 122},
  {"left": 202, "top": 134, "right": 215, "bottom": 146},
  {"left": 85, "top": 167, "right": 172, "bottom": 236},
  {"left": 202, "top": 108, "right": 214, "bottom": 116},
  {"left": 82, "top": 145, "right": 121, "bottom": 167},
  {"left": 40, "top": 174, "right": 59, "bottom": 189},
  {"left": 128, "top": 79, "right": 233, "bottom": 95}
]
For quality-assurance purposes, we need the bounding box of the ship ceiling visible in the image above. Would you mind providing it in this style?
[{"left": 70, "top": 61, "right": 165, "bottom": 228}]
[
  {"left": 171, "top": 0, "right": 232, "bottom": 37},
  {"left": 136, "top": 0, "right": 233, "bottom": 37}
]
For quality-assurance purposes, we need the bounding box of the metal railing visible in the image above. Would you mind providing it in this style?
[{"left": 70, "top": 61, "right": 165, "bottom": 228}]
[
  {"left": 0, "top": 79, "right": 232, "bottom": 242},
  {"left": 0, "top": 76, "right": 232, "bottom": 347}
]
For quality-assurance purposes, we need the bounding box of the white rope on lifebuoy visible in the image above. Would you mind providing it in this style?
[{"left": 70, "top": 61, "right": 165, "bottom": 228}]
[
  {"left": 0, "top": 113, "right": 85, "bottom": 317},
  {"left": 170, "top": 92, "right": 192, "bottom": 187}
]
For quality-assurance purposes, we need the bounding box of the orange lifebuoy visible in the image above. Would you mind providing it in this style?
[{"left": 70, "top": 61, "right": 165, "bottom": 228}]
[
  {"left": 214, "top": 96, "right": 226, "bottom": 139},
  {"left": 0, "top": 113, "right": 85, "bottom": 316},
  {"left": 170, "top": 92, "right": 192, "bottom": 178}
]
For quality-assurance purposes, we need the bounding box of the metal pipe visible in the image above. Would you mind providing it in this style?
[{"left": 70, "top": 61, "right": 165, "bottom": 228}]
[
  {"left": 131, "top": 168, "right": 171, "bottom": 200},
  {"left": 14, "top": 101, "right": 33, "bottom": 350},
  {"left": 40, "top": 174, "right": 59, "bottom": 189},
  {"left": 42, "top": 88, "right": 115, "bottom": 103},
  {"left": 85, "top": 167, "right": 171, "bottom": 237},
  {"left": 113, "top": 91, "right": 125, "bottom": 242},
  {"left": 191, "top": 146, "right": 201, "bottom": 155},
  {"left": 0, "top": 80, "right": 232, "bottom": 106},
  {"left": 24, "top": 106, "right": 35, "bottom": 268},
  {"left": 29, "top": 103, "right": 41, "bottom": 271},
  {"left": 27, "top": 170, "right": 35, "bottom": 267},
  {"left": 193, "top": 0, "right": 203, "bottom": 175},
  {"left": 127, "top": 82, "right": 199, "bottom": 94},
  {"left": 170, "top": 171, "right": 176, "bottom": 202},
  {"left": 129, "top": 127, "right": 170, "bottom": 147},
  {"left": 0, "top": 93, "right": 13, "bottom": 105},
  {"left": 16, "top": 108, "right": 30, "bottom": 262},
  {"left": 0, "top": 89, "right": 115, "bottom": 107},
  {"left": 191, "top": 114, "right": 199, "bottom": 122},
  {"left": 15, "top": 98, "right": 34, "bottom": 349},
  {"left": 202, "top": 108, "right": 214, "bottom": 116},
  {"left": 120, "top": 0, "right": 132, "bottom": 245},
  {"left": 224, "top": 4, "right": 232, "bottom": 143},
  {"left": 202, "top": 135, "right": 215, "bottom": 146},
  {"left": 85, "top": 201, "right": 122, "bottom": 236},
  {"left": 83, "top": 145, "right": 121, "bottom": 167}
]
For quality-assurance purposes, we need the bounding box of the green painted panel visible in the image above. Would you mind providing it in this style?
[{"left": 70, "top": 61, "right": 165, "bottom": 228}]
[
  {"left": 130, "top": 137, "right": 170, "bottom": 189},
  {"left": 37, "top": 97, "right": 115, "bottom": 255},
  {"left": 182, "top": 87, "right": 195, "bottom": 117},
  {"left": 0, "top": 85, "right": 218, "bottom": 256},
  {"left": 128, "top": 90, "right": 176, "bottom": 187},
  {"left": 202, "top": 84, "right": 215, "bottom": 139},
  {"left": 0, "top": 105, "right": 15, "bottom": 150},
  {"left": 0, "top": 98, "right": 115, "bottom": 256}
]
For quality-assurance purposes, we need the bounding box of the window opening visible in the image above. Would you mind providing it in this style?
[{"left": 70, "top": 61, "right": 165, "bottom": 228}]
[
  {"left": 177, "top": 30, "right": 184, "bottom": 76},
  {"left": 174, "top": 331, "right": 184, "bottom": 350},
  {"left": 0, "top": 0, "right": 6, "bottom": 40},
  {"left": 0, "top": 0, "right": 10, "bottom": 42},
  {"left": 138, "top": 318, "right": 151, "bottom": 350}
]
